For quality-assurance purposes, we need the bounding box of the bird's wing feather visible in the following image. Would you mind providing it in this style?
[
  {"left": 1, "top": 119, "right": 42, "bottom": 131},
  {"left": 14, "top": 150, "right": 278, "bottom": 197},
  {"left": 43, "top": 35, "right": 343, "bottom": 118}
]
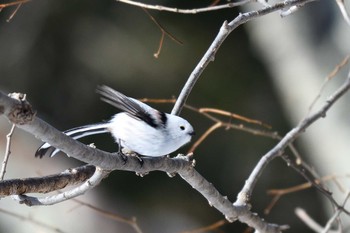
[{"left": 97, "top": 85, "right": 167, "bottom": 128}]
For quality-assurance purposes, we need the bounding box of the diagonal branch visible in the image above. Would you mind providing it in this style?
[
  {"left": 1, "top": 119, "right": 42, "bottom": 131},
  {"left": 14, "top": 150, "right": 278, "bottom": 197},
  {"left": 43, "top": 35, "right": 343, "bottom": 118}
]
[
  {"left": 171, "top": 0, "right": 317, "bottom": 115},
  {"left": 235, "top": 70, "right": 350, "bottom": 206}
]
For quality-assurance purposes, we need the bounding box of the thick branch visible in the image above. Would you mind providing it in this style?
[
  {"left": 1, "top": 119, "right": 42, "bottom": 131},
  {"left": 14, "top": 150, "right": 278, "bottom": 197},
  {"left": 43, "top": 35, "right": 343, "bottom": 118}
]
[
  {"left": 178, "top": 165, "right": 285, "bottom": 232},
  {"left": 12, "top": 166, "right": 108, "bottom": 206},
  {"left": 0, "top": 165, "right": 96, "bottom": 196}
]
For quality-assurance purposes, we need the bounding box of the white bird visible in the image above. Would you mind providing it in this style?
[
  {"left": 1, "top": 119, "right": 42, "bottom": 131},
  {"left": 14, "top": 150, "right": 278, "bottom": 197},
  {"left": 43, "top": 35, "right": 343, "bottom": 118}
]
[{"left": 35, "top": 85, "right": 195, "bottom": 160}]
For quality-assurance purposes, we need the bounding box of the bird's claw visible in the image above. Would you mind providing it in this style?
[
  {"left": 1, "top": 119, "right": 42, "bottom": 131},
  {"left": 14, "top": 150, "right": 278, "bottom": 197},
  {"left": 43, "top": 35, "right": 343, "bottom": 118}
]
[{"left": 117, "top": 151, "right": 128, "bottom": 164}]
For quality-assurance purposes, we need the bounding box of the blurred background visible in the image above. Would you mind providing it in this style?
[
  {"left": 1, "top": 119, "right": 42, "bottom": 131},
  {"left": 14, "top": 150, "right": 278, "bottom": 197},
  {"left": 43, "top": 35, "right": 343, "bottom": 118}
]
[{"left": 0, "top": 0, "right": 350, "bottom": 232}]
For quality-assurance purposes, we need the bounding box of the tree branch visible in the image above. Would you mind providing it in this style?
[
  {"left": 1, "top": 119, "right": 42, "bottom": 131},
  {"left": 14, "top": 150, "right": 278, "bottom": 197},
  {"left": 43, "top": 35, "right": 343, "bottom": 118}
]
[
  {"left": 236, "top": 70, "right": 350, "bottom": 206},
  {"left": 116, "top": 0, "right": 251, "bottom": 14},
  {"left": 12, "top": 166, "right": 108, "bottom": 206},
  {"left": 171, "top": 0, "right": 317, "bottom": 115},
  {"left": 0, "top": 124, "right": 16, "bottom": 180},
  {"left": 0, "top": 165, "right": 96, "bottom": 196}
]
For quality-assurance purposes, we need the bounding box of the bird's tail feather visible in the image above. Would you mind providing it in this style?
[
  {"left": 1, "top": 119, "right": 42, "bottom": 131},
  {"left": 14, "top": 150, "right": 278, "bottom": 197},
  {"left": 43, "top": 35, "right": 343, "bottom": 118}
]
[{"left": 35, "top": 122, "right": 110, "bottom": 158}]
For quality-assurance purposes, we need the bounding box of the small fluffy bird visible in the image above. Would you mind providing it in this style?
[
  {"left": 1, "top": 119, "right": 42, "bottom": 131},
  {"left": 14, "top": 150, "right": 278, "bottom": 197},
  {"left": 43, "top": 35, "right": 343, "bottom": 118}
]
[{"left": 35, "top": 85, "right": 195, "bottom": 159}]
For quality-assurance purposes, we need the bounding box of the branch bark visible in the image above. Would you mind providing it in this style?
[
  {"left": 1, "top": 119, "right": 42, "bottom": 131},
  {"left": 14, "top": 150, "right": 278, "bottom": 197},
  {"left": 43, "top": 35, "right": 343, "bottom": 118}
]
[{"left": 0, "top": 165, "right": 96, "bottom": 196}]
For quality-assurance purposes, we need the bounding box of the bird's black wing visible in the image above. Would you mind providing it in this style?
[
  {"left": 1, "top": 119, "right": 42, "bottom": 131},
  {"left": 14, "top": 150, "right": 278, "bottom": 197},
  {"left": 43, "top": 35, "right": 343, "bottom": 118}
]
[{"left": 97, "top": 85, "right": 167, "bottom": 128}]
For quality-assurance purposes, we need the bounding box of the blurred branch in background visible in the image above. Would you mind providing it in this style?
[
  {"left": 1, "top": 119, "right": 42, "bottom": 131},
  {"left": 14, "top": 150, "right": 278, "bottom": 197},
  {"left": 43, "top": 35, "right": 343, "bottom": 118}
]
[
  {"left": 335, "top": 0, "right": 350, "bottom": 26},
  {"left": 0, "top": 207, "right": 63, "bottom": 233},
  {"left": 0, "top": 123, "right": 15, "bottom": 180},
  {"left": 266, "top": 174, "right": 350, "bottom": 215},
  {"left": 0, "top": 0, "right": 30, "bottom": 22},
  {"left": 142, "top": 8, "right": 183, "bottom": 58}
]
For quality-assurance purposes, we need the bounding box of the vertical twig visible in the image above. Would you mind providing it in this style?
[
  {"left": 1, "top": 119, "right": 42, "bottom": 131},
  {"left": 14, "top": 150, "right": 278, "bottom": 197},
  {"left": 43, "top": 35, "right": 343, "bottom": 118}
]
[
  {"left": 154, "top": 31, "right": 165, "bottom": 58},
  {"left": 0, "top": 124, "right": 16, "bottom": 180}
]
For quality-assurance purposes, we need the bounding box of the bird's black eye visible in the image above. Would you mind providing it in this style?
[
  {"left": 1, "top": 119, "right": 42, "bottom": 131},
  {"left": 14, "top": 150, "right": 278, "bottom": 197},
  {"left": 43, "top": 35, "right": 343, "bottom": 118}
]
[{"left": 180, "top": 126, "right": 185, "bottom": 130}]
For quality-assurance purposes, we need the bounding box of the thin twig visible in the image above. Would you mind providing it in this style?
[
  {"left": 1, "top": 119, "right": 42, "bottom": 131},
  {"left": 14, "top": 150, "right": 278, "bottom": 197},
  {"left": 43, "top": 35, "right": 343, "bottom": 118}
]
[
  {"left": 267, "top": 174, "right": 349, "bottom": 197},
  {"left": 199, "top": 108, "right": 271, "bottom": 129},
  {"left": 154, "top": 30, "right": 165, "bottom": 58},
  {"left": 295, "top": 208, "right": 325, "bottom": 232},
  {"left": 6, "top": 2, "right": 22, "bottom": 22},
  {"left": 188, "top": 122, "right": 222, "bottom": 153},
  {"left": 295, "top": 193, "right": 350, "bottom": 233},
  {"left": 321, "top": 192, "right": 350, "bottom": 233},
  {"left": 142, "top": 8, "right": 183, "bottom": 58},
  {"left": 0, "top": 0, "right": 29, "bottom": 8},
  {"left": 0, "top": 207, "right": 65, "bottom": 233},
  {"left": 281, "top": 154, "right": 347, "bottom": 215},
  {"left": 116, "top": 0, "right": 252, "bottom": 14},
  {"left": 180, "top": 219, "right": 227, "bottom": 233},
  {"left": 0, "top": 124, "right": 16, "bottom": 180},
  {"left": 308, "top": 55, "right": 350, "bottom": 114},
  {"left": 72, "top": 199, "right": 143, "bottom": 233},
  {"left": 142, "top": 8, "right": 182, "bottom": 45},
  {"left": 265, "top": 174, "right": 350, "bottom": 214},
  {"left": 0, "top": 0, "right": 30, "bottom": 22},
  {"left": 335, "top": 0, "right": 350, "bottom": 26}
]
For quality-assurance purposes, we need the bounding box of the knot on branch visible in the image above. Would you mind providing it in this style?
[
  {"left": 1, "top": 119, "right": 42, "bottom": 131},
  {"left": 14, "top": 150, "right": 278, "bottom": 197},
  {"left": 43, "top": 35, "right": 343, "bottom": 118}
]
[
  {"left": 176, "top": 152, "right": 196, "bottom": 167},
  {"left": 7, "top": 92, "right": 36, "bottom": 125}
]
